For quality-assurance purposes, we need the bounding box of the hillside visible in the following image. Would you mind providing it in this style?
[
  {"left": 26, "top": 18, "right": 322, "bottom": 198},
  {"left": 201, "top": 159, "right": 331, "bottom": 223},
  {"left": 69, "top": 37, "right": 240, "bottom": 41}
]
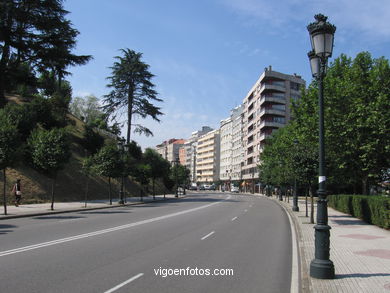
[{"left": 2, "top": 95, "right": 147, "bottom": 205}]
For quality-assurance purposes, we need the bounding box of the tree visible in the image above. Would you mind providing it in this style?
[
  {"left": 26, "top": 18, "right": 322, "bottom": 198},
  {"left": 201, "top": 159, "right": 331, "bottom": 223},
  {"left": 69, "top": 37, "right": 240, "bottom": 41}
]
[
  {"left": 27, "top": 128, "right": 70, "bottom": 210},
  {"left": 70, "top": 95, "right": 107, "bottom": 126},
  {"left": 0, "top": 0, "right": 91, "bottom": 106},
  {"left": 143, "top": 148, "right": 170, "bottom": 199},
  {"left": 81, "top": 156, "right": 94, "bottom": 208},
  {"left": 0, "top": 110, "right": 20, "bottom": 214},
  {"left": 82, "top": 125, "right": 104, "bottom": 155},
  {"left": 92, "top": 143, "right": 122, "bottom": 205},
  {"left": 102, "top": 49, "right": 163, "bottom": 144},
  {"left": 170, "top": 163, "right": 190, "bottom": 195}
]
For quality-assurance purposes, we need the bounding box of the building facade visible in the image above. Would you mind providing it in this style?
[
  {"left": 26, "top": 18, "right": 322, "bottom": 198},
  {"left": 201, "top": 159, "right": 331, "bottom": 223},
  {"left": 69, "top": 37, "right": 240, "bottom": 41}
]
[
  {"left": 196, "top": 129, "right": 220, "bottom": 184},
  {"left": 242, "top": 66, "right": 305, "bottom": 192},
  {"left": 219, "top": 105, "right": 244, "bottom": 190},
  {"left": 155, "top": 139, "right": 185, "bottom": 164},
  {"left": 184, "top": 126, "right": 213, "bottom": 184}
]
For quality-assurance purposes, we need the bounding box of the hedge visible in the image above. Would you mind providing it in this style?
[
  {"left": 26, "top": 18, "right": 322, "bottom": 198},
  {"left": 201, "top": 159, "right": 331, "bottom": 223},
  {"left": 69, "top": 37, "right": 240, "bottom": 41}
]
[{"left": 328, "top": 194, "right": 390, "bottom": 229}]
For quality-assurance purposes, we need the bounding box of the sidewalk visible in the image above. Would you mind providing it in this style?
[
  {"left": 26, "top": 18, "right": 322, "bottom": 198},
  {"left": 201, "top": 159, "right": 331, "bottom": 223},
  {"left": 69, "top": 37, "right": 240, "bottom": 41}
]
[
  {"left": 0, "top": 194, "right": 179, "bottom": 220},
  {"left": 273, "top": 195, "right": 390, "bottom": 293}
]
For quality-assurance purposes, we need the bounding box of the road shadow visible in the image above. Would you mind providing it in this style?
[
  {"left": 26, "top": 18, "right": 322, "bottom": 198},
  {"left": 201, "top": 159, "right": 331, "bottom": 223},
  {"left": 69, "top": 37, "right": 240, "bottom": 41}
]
[
  {"left": 33, "top": 215, "right": 86, "bottom": 220},
  {"left": 336, "top": 273, "right": 390, "bottom": 279},
  {"left": 0, "top": 224, "right": 18, "bottom": 235},
  {"left": 329, "top": 214, "right": 369, "bottom": 225},
  {"left": 78, "top": 210, "right": 131, "bottom": 214}
]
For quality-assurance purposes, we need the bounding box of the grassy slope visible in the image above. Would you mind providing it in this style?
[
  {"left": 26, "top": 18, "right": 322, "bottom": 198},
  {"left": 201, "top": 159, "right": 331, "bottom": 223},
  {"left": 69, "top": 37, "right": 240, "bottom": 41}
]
[{"left": 2, "top": 95, "right": 147, "bottom": 204}]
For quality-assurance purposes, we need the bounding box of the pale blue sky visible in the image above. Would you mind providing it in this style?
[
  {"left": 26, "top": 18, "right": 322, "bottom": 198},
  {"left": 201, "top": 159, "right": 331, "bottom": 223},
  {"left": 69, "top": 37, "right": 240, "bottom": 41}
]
[{"left": 64, "top": 0, "right": 390, "bottom": 149}]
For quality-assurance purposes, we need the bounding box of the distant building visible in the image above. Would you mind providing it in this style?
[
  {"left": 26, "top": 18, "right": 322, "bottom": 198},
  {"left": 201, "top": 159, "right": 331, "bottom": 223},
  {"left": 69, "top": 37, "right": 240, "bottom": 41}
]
[
  {"left": 196, "top": 129, "right": 220, "bottom": 184},
  {"left": 242, "top": 66, "right": 305, "bottom": 192},
  {"left": 155, "top": 138, "right": 185, "bottom": 164},
  {"left": 184, "top": 126, "right": 213, "bottom": 184}
]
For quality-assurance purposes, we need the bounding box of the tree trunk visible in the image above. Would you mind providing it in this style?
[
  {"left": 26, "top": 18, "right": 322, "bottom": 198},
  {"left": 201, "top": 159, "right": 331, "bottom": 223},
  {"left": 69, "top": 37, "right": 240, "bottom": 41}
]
[
  {"left": 153, "top": 178, "right": 155, "bottom": 200},
  {"left": 108, "top": 177, "right": 112, "bottom": 205},
  {"left": 3, "top": 169, "right": 7, "bottom": 215},
  {"left": 126, "top": 91, "right": 134, "bottom": 144},
  {"left": 50, "top": 174, "right": 57, "bottom": 210},
  {"left": 84, "top": 175, "right": 90, "bottom": 208},
  {"left": 362, "top": 177, "right": 369, "bottom": 195},
  {"left": 305, "top": 187, "right": 308, "bottom": 218},
  {"left": 309, "top": 185, "right": 314, "bottom": 224}
]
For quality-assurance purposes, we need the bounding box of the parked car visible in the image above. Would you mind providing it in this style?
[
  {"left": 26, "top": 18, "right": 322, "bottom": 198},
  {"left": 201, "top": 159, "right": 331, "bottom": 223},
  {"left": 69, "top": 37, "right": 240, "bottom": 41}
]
[
  {"left": 199, "top": 185, "right": 205, "bottom": 190},
  {"left": 231, "top": 186, "right": 239, "bottom": 193},
  {"left": 188, "top": 183, "right": 198, "bottom": 190}
]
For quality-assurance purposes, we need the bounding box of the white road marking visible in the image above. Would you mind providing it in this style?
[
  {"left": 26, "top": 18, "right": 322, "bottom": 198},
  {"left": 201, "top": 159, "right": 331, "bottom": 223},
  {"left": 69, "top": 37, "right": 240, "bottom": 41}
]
[
  {"left": 244, "top": 209, "right": 248, "bottom": 212},
  {"left": 103, "top": 273, "right": 144, "bottom": 293},
  {"left": 201, "top": 231, "right": 215, "bottom": 240},
  {"left": 0, "top": 196, "right": 231, "bottom": 257},
  {"left": 231, "top": 217, "right": 238, "bottom": 221}
]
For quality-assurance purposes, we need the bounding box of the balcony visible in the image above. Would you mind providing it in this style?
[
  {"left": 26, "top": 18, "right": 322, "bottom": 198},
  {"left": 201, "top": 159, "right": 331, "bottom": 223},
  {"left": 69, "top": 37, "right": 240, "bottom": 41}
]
[
  {"left": 259, "top": 120, "right": 285, "bottom": 129},
  {"left": 259, "top": 108, "right": 286, "bottom": 117},
  {"left": 260, "top": 82, "right": 286, "bottom": 94},
  {"left": 259, "top": 94, "right": 286, "bottom": 106},
  {"left": 259, "top": 133, "right": 271, "bottom": 141}
]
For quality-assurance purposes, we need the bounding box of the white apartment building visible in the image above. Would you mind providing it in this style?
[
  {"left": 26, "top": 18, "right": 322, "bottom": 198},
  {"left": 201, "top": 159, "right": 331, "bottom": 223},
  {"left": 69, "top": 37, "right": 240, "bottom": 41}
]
[
  {"left": 219, "top": 105, "right": 244, "bottom": 188},
  {"left": 231, "top": 105, "right": 244, "bottom": 183},
  {"left": 242, "top": 66, "right": 305, "bottom": 192},
  {"left": 184, "top": 126, "right": 213, "bottom": 183},
  {"left": 219, "top": 116, "right": 232, "bottom": 186},
  {"left": 196, "top": 129, "right": 220, "bottom": 184}
]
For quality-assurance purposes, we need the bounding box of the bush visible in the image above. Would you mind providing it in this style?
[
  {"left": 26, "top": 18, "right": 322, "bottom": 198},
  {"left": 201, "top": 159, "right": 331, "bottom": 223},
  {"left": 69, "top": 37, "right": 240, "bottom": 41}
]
[{"left": 328, "top": 194, "right": 390, "bottom": 229}]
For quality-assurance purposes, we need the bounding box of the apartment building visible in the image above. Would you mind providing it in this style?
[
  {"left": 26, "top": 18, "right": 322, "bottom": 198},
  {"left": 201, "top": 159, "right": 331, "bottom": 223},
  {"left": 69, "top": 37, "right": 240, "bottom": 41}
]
[
  {"left": 242, "top": 66, "right": 305, "bottom": 192},
  {"left": 155, "top": 138, "right": 185, "bottom": 164},
  {"left": 196, "top": 129, "right": 220, "bottom": 184},
  {"left": 231, "top": 105, "right": 244, "bottom": 183},
  {"left": 183, "top": 126, "right": 213, "bottom": 183},
  {"left": 219, "top": 105, "right": 244, "bottom": 189},
  {"left": 219, "top": 116, "right": 232, "bottom": 188}
]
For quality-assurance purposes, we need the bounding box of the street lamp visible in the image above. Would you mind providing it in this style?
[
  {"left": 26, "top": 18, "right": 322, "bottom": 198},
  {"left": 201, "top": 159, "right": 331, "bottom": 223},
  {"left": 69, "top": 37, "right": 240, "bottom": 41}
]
[
  {"left": 118, "top": 138, "right": 126, "bottom": 205},
  {"left": 293, "top": 139, "right": 299, "bottom": 212},
  {"left": 307, "top": 13, "right": 336, "bottom": 279}
]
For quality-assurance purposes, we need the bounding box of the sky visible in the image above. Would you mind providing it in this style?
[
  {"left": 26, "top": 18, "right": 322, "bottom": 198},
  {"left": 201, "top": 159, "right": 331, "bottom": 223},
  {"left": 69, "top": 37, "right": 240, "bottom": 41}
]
[{"left": 64, "top": 0, "right": 390, "bottom": 149}]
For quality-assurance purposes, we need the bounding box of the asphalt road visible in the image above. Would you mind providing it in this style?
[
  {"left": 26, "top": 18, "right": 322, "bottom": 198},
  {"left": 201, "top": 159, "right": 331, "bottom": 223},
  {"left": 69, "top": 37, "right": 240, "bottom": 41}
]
[{"left": 0, "top": 192, "right": 293, "bottom": 293}]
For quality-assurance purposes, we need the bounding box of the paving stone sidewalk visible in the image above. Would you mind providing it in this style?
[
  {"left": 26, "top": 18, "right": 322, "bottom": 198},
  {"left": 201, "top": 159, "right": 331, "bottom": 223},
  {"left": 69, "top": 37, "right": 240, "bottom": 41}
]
[{"left": 275, "top": 195, "right": 390, "bottom": 293}]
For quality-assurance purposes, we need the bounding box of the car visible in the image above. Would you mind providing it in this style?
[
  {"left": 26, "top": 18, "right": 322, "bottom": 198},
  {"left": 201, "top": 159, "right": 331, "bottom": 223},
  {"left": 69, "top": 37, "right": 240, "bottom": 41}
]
[
  {"left": 199, "top": 185, "right": 205, "bottom": 190},
  {"left": 188, "top": 185, "right": 198, "bottom": 190},
  {"left": 231, "top": 186, "right": 239, "bottom": 193}
]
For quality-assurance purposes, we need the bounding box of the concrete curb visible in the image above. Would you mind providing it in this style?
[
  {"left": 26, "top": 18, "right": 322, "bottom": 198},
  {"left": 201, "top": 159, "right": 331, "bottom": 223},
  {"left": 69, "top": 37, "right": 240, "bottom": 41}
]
[{"left": 0, "top": 195, "right": 183, "bottom": 221}]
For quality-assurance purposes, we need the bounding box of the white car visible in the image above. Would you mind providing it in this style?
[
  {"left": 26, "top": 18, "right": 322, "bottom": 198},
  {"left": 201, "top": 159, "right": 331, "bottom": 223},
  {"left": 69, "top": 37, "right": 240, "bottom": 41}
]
[{"left": 231, "top": 186, "right": 239, "bottom": 193}]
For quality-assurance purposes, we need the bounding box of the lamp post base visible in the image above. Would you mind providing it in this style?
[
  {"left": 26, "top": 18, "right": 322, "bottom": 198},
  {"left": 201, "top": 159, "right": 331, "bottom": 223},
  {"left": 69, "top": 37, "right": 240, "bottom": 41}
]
[
  {"left": 292, "top": 206, "right": 299, "bottom": 212},
  {"left": 310, "top": 258, "right": 335, "bottom": 279}
]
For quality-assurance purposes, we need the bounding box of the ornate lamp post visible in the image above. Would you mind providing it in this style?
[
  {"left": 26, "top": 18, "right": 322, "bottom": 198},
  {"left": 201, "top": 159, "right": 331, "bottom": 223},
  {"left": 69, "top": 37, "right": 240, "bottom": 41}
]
[{"left": 307, "top": 13, "right": 336, "bottom": 279}]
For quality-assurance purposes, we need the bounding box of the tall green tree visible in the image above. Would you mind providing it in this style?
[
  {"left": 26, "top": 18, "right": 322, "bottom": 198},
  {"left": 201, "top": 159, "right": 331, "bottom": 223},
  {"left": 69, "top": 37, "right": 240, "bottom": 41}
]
[
  {"left": 27, "top": 128, "right": 70, "bottom": 210},
  {"left": 0, "top": 109, "right": 20, "bottom": 214},
  {"left": 143, "top": 148, "right": 170, "bottom": 198},
  {"left": 92, "top": 143, "right": 122, "bottom": 205},
  {"left": 0, "top": 0, "right": 91, "bottom": 106},
  {"left": 102, "top": 49, "right": 163, "bottom": 144}
]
